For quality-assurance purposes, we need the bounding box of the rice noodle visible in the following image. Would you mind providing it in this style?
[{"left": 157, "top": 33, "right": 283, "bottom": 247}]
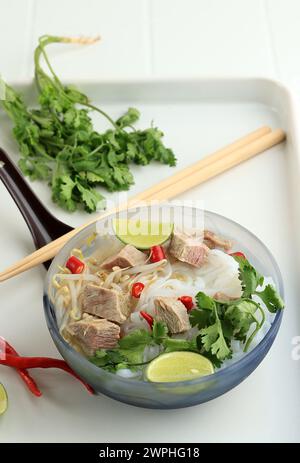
[
  {"left": 134, "top": 261, "right": 173, "bottom": 313},
  {"left": 59, "top": 308, "right": 70, "bottom": 335},
  {"left": 125, "top": 259, "right": 168, "bottom": 275},
  {"left": 54, "top": 273, "right": 100, "bottom": 283}
]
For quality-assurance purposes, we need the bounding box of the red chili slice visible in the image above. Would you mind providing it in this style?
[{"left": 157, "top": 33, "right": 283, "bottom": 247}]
[
  {"left": 150, "top": 245, "right": 166, "bottom": 263},
  {"left": 230, "top": 252, "right": 246, "bottom": 259},
  {"left": 131, "top": 282, "right": 145, "bottom": 298},
  {"left": 178, "top": 295, "right": 194, "bottom": 311},
  {"left": 66, "top": 256, "right": 85, "bottom": 274},
  {"left": 140, "top": 311, "right": 154, "bottom": 328}
]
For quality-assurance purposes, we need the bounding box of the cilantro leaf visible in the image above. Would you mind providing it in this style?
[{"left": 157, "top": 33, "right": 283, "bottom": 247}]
[
  {"left": 118, "top": 329, "right": 152, "bottom": 350},
  {"left": 225, "top": 300, "right": 259, "bottom": 341},
  {"left": 86, "top": 172, "right": 105, "bottom": 183},
  {"left": 200, "top": 321, "right": 231, "bottom": 360},
  {"left": 234, "top": 256, "right": 284, "bottom": 314},
  {"left": 116, "top": 107, "right": 140, "bottom": 128},
  {"left": 59, "top": 175, "right": 76, "bottom": 202},
  {"left": 255, "top": 284, "right": 284, "bottom": 313},
  {"left": 190, "top": 292, "right": 216, "bottom": 330},
  {"left": 189, "top": 308, "right": 212, "bottom": 329},
  {"left": 190, "top": 292, "right": 231, "bottom": 360},
  {"left": 52, "top": 175, "right": 77, "bottom": 212},
  {"left": 152, "top": 321, "right": 169, "bottom": 344},
  {"left": 195, "top": 292, "right": 216, "bottom": 311},
  {"left": 233, "top": 256, "right": 264, "bottom": 297},
  {"left": 193, "top": 292, "right": 231, "bottom": 361},
  {"left": 220, "top": 319, "right": 235, "bottom": 341},
  {"left": 89, "top": 350, "right": 126, "bottom": 369},
  {"left": 202, "top": 352, "right": 223, "bottom": 369},
  {"left": 114, "top": 329, "right": 153, "bottom": 365},
  {"left": 209, "top": 333, "right": 231, "bottom": 359},
  {"left": 76, "top": 181, "right": 104, "bottom": 212},
  {"left": 163, "top": 338, "right": 197, "bottom": 353}
]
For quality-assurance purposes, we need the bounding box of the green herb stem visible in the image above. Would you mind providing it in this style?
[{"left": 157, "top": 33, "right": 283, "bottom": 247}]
[{"left": 83, "top": 102, "right": 118, "bottom": 128}]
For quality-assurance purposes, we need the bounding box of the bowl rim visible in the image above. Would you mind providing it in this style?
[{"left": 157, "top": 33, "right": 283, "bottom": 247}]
[{"left": 44, "top": 207, "right": 284, "bottom": 388}]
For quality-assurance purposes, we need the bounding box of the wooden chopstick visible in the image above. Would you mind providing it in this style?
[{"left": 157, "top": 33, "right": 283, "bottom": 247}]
[
  {"left": 0, "top": 126, "right": 285, "bottom": 282},
  {"left": 132, "top": 125, "right": 271, "bottom": 202},
  {"left": 145, "top": 128, "right": 285, "bottom": 201}
]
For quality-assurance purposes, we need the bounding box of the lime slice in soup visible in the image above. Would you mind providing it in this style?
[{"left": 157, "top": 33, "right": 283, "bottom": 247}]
[
  {"left": 113, "top": 219, "right": 174, "bottom": 249},
  {"left": 145, "top": 352, "right": 214, "bottom": 383},
  {"left": 0, "top": 384, "right": 8, "bottom": 415}
]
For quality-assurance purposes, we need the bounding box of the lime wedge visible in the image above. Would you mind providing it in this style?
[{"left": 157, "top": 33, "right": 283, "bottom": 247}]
[
  {"left": 0, "top": 384, "right": 8, "bottom": 415},
  {"left": 145, "top": 352, "right": 214, "bottom": 383},
  {"left": 113, "top": 218, "right": 174, "bottom": 249}
]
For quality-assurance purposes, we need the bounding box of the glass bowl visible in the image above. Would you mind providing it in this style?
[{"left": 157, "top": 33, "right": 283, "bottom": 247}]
[{"left": 43, "top": 206, "right": 284, "bottom": 409}]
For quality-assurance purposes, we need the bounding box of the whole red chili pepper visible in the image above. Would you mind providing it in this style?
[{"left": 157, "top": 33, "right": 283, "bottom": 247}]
[
  {"left": 1, "top": 338, "right": 42, "bottom": 397},
  {"left": 66, "top": 256, "right": 85, "bottom": 274},
  {"left": 16, "top": 372, "right": 42, "bottom": 397},
  {"left": 0, "top": 354, "right": 94, "bottom": 395},
  {"left": 140, "top": 311, "right": 154, "bottom": 328},
  {"left": 150, "top": 245, "right": 166, "bottom": 263}
]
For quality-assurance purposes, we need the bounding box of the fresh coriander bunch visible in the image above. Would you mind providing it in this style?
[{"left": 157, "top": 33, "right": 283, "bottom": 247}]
[
  {"left": 190, "top": 256, "right": 284, "bottom": 366},
  {"left": 1, "top": 35, "right": 176, "bottom": 212}
]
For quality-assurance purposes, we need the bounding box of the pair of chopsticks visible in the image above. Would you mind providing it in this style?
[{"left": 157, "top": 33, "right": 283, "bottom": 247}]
[{"left": 0, "top": 126, "right": 285, "bottom": 282}]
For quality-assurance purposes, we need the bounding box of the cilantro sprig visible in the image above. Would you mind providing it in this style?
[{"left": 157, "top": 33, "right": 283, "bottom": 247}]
[
  {"left": 234, "top": 255, "right": 284, "bottom": 311},
  {"left": 190, "top": 257, "right": 284, "bottom": 362},
  {"left": 90, "top": 322, "right": 164, "bottom": 372},
  {"left": 89, "top": 321, "right": 197, "bottom": 372},
  {"left": 0, "top": 35, "right": 176, "bottom": 212}
]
